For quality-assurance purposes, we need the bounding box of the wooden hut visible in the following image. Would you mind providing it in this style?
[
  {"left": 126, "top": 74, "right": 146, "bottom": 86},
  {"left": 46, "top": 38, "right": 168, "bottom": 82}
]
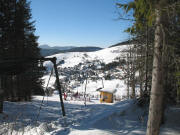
[{"left": 99, "top": 88, "right": 117, "bottom": 103}]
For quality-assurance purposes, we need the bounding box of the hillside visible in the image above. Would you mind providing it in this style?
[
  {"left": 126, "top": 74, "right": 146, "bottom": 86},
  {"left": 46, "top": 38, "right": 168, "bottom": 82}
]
[
  {"left": 109, "top": 40, "right": 136, "bottom": 48},
  {"left": 44, "top": 45, "right": 128, "bottom": 68},
  {"left": 39, "top": 45, "right": 103, "bottom": 57},
  {"left": 43, "top": 45, "right": 130, "bottom": 99}
]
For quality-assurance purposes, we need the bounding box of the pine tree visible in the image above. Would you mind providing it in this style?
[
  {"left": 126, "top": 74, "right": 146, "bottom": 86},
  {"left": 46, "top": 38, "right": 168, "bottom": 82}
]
[
  {"left": 13, "top": 0, "right": 44, "bottom": 101},
  {"left": 117, "top": 0, "right": 180, "bottom": 134},
  {"left": 0, "top": 0, "right": 16, "bottom": 112},
  {"left": 0, "top": 0, "right": 44, "bottom": 107}
]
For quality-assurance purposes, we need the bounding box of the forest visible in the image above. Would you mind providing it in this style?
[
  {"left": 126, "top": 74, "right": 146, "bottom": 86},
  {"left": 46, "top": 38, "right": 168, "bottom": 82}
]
[{"left": 0, "top": 0, "right": 44, "bottom": 110}]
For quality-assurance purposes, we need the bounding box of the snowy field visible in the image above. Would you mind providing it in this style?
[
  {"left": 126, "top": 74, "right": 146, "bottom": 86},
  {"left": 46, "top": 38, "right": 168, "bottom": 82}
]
[{"left": 0, "top": 95, "right": 180, "bottom": 135}]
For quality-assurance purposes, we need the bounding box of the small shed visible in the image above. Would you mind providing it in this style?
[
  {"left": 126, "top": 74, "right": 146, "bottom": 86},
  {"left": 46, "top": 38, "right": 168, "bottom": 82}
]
[{"left": 99, "top": 88, "right": 117, "bottom": 103}]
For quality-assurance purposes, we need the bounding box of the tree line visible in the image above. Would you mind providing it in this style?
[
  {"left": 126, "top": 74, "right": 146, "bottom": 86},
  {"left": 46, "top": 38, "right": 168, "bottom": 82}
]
[
  {"left": 0, "top": 0, "right": 44, "bottom": 113},
  {"left": 117, "top": 0, "right": 180, "bottom": 135}
]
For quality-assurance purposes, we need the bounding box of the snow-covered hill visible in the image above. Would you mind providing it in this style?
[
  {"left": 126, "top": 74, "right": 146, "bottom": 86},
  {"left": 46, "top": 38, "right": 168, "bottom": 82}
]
[
  {"left": 42, "top": 45, "right": 130, "bottom": 99},
  {"left": 44, "top": 45, "right": 128, "bottom": 69}
]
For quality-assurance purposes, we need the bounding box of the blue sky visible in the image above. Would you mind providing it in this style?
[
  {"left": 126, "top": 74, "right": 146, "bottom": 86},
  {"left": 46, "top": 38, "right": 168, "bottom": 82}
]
[{"left": 30, "top": 0, "right": 132, "bottom": 48}]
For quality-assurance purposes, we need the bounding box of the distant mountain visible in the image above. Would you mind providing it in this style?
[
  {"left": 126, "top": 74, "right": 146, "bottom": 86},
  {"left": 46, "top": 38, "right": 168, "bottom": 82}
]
[
  {"left": 39, "top": 45, "right": 75, "bottom": 50},
  {"left": 39, "top": 44, "right": 51, "bottom": 49},
  {"left": 40, "top": 49, "right": 60, "bottom": 57},
  {"left": 39, "top": 45, "right": 103, "bottom": 57},
  {"left": 109, "top": 40, "right": 135, "bottom": 48},
  {"left": 61, "top": 47, "right": 102, "bottom": 53},
  {"left": 39, "top": 45, "right": 76, "bottom": 56}
]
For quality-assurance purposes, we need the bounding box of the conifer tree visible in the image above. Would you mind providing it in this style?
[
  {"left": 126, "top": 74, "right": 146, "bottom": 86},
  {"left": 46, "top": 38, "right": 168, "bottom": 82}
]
[
  {"left": 117, "top": 0, "right": 180, "bottom": 134},
  {"left": 0, "top": 0, "right": 44, "bottom": 107}
]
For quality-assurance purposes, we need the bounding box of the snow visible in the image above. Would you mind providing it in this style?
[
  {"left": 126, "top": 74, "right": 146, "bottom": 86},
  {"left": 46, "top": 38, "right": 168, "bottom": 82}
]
[
  {"left": 71, "top": 79, "right": 127, "bottom": 100},
  {"left": 1, "top": 45, "right": 179, "bottom": 134},
  {"left": 43, "top": 45, "right": 128, "bottom": 69},
  {"left": 42, "top": 45, "right": 129, "bottom": 100},
  {"left": 99, "top": 88, "right": 117, "bottom": 94},
  {"left": 0, "top": 95, "right": 180, "bottom": 135},
  {"left": 42, "top": 75, "right": 56, "bottom": 88}
]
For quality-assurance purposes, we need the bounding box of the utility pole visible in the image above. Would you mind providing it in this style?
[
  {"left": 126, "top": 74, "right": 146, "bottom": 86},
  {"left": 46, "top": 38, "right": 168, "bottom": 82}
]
[{"left": 51, "top": 57, "right": 66, "bottom": 116}]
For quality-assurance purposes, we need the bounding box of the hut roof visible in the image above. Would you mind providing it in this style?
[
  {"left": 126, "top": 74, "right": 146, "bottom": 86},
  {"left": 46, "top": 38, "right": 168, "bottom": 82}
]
[{"left": 99, "top": 88, "right": 117, "bottom": 94}]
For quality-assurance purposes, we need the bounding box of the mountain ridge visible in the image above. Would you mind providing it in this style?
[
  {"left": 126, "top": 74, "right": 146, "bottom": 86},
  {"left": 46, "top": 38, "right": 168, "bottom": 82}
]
[{"left": 39, "top": 45, "right": 103, "bottom": 57}]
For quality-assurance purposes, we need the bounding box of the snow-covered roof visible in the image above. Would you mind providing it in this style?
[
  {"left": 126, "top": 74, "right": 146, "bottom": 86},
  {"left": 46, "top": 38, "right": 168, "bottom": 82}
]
[{"left": 99, "top": 88, "right": 117, "bottom": 94}]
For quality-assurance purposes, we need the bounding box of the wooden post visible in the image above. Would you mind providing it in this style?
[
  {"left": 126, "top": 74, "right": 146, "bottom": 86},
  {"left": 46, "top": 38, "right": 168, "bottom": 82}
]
[{"left": 51, "top": 57, "right": 66, "bottom": 116}]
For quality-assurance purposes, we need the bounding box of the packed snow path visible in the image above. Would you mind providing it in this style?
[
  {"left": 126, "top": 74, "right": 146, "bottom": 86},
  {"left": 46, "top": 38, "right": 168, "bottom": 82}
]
[{"left": 0, "top": 95, "right": 180, "bottom": 135}]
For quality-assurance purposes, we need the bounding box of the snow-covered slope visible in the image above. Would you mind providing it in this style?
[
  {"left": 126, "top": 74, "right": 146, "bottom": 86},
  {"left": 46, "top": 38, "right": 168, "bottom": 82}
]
[
  {"left": 42, "top": 45, "right": 130, "bottom": 99},
  {"left": 44, "top": 45, "right": 128, "bottom": 69},
  {"left": 42, "top": 45, "right": 131, "bottom": 99}
]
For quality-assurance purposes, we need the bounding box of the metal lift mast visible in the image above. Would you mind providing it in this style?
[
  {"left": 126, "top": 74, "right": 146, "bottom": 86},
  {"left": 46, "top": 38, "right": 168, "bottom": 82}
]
[{"left": 0, "top": 57, "right": 66, "bottom": 116}]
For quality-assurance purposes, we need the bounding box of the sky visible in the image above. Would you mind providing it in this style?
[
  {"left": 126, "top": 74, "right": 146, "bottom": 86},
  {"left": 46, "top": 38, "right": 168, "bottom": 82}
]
[{"left": 30, "top": 0, "right": 132, "bottom": 48}]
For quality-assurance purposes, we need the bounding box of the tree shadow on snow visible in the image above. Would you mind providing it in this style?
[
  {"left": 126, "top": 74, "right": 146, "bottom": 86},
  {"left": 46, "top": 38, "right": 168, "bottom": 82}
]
[{"left": 1, "top": 98, "right": 148, "bottom": 135}]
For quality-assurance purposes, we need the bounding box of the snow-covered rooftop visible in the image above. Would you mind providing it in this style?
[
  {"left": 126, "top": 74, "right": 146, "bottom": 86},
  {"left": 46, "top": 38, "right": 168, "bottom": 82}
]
[{"left": 99, "top": 88, "right": 117, "bottom": 94}]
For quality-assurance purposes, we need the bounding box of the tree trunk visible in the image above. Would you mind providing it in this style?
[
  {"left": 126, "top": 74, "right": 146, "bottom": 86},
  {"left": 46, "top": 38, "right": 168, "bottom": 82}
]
[
  {"left": 139, "top": 45, "right": 143, "bottom": 98},
  {"left": 0, "top": 77, "right": 4, "bottom": 113},
  {"left": 127, "top": 53, "right": 130, "bottom": 99},
  {"left": 84, "top": 76, "right": 88, "bottom": 106},
  {"left": 131, "top": 47, "right": 136, "bottom": 99},
  {"left": 0, "top": 97, "right": 3, "bottom": 113},
  {"left": 146, "top": 9, "right": 164, "bottom": 135},
  {"left": 145, "top": 25, "right": 149, "bottom": 93},
  {"left": 176, "top": 65, "right": 180, "bottom": 104},
  {"left": 177, "top": 86, "right": 180, "bottom": 104}
]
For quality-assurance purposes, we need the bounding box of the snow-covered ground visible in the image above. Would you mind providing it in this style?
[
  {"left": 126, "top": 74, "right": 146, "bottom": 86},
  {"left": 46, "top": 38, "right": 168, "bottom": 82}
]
[
  {"left": 0, "top": 95, "right": 180, "bottom": 135},
  {"left": 72, "top": 79, "right": 128, "bottom": 98}
]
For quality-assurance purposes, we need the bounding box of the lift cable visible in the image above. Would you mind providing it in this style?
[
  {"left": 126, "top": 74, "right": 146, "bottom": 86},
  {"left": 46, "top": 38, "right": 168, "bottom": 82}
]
[{"left": 35, "top": 67, "right": 54, "bottom": 122}]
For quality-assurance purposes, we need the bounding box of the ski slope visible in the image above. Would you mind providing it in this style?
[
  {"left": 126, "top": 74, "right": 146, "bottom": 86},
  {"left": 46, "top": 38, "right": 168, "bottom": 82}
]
[{"left": 43, "top": 45, "right": 128, "bottom": 69}]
